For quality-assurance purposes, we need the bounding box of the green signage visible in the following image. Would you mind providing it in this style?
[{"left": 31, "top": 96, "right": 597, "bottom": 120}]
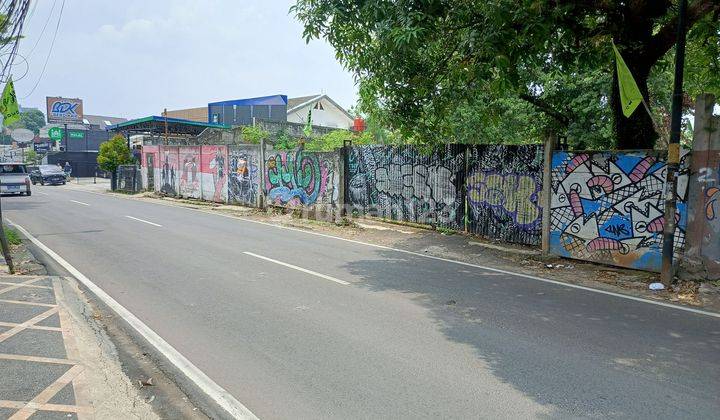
[
  {"left": 48, "top": 127, "right": 84, "bottom": 140},
  {"left": 48, "top": 127, "right": 63, "bottom": 140}
]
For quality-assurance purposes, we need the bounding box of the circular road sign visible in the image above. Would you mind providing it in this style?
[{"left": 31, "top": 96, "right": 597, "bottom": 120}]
[{"left": 48, "top": 126, "right": 63, "bottom": 141}]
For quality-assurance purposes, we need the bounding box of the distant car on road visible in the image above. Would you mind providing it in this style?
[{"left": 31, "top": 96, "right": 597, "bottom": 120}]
[
  {"left": 0, "top": 163, "right": 31, "bottom": 196},
  {"left": 29, "top": 164, "right": 67, "bottom": 186}
]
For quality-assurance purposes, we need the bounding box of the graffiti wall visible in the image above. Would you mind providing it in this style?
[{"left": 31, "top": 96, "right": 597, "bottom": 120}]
[
  {"left": 140, "top": 145, "right": 159, "bottom": 191},
  {"left": 347, "top": 145, "right": 465, "bottom": 229},
  {"left": 466, "top": 145, "right": 543, "bottom": 245},
  {"left": 264, "top": 149, "right": 340, "bottom": 211},
  {"left": 228, "top": 145, "right": 261, "bottom": 206},
  {"left": 178, "top": 146, "right": 201, "bottom": 199},
  {"left": 158, "top": 146, "right": 179, "bottom": 196},
  {"left": 200, "top": 145, "right": 228, "bottom": 203},
  {"left": 550, "top": 150, "right": 689, "bottom": 272}
]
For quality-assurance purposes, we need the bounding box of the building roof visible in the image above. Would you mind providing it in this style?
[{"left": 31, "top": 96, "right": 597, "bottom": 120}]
[
  {"left": 287, "top": 95, "right": 321, "bottom": 109},
  {"left": 208, "top": 94, "right": 288, "bottom": 107},
  {"left": 83, "top": 114, "right": 128, "bottom": 128},
  {"left": 287, "top": 94, "right": 354, "bottom": 121},
  {"left": 107, "top": 116, "right": 229, "bottom": 136}
]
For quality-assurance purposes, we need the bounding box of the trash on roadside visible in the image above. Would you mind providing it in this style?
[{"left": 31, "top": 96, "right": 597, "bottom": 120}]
[
  {"left": 138, "top": 377, "right": 154, "bottom": 387},
  {"left": 445, "top": 299, "right": 456, "bottom": 306},
  {"left": 545, "top": 264, "right": 554, "bottom": 269},
  {"left": 649, "top": 282, "right": 665, "bottom": 291}
]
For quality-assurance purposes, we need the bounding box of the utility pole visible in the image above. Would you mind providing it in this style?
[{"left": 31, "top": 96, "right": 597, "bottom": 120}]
[
  {"left": 164, "top": 108, "right": 169, "bottom": 145},
  {"left": 660, "top": 0, "right": 687, "bottom": 286}
]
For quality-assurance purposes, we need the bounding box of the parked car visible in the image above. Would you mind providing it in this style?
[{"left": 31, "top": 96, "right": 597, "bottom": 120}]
[
  {"left": 30, "top": 164, "right": 67, "bottom": 185},
  {"left": 0, "top": 163, "right": 31, "bottom": 196}
]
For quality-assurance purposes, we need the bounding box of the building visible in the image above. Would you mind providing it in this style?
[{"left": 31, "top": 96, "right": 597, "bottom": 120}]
[
  {"left": 164, "top": 94, "right": 354, "bottom": 129},
  {"left": 40, "top": 114, "right": 128, "bottom": 177},
  {"left": 286, "top": 94, "right": 354, "bottom": 129}
]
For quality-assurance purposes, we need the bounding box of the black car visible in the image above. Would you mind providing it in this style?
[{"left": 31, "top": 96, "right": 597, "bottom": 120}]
[{"left": 30, "top": 165, "right": 67, "bottom": 185}]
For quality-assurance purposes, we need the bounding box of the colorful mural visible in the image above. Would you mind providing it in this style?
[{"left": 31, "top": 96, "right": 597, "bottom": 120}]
[
  {"left": 466, "top": 145, "right": 544, "bottom": 245},
  {"left": 140, "top": 145, "right": 159, "bottom": 192},
  {"left": 201, "top": 145, "right": 228, "bottom": 203},
  {"left": 229, "top": 145, "right": 260, "bottom": 206},
  {"left": 347, "top": 145, "right": 466, "bottom": 229},
  {"left": 549, "top": 150, "right": 689, "bottom": 271},
  {"left": 178, "top": 146, "right": 201, "bottom": 199},
  {"left": 264, "top": 150, "right": 339, "bottom": 208},
  {"left": 159, "top": 146, "right": 179, "bottom": 196}
]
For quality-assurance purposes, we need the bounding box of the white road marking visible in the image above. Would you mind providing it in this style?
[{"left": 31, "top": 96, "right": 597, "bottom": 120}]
[
  {"left": 243, "top": 251, "right": 350, "bottom": 285},
  {"left": 69, "top": 200, "right": 89, "bottom": 206},
  {"left": 7, "top": 219, "right": 259, "bottom": 420},
  {"left": 125, "top": 215, "right": 162, "bottom": 227},
  {"left": 58, "top": 188, "right": 720, "bottom": 319},
  {"left": 36, "top": 192, "right": 49, "bottom": 196}
]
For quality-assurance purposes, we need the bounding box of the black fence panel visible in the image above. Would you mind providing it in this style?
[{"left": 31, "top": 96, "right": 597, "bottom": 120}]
[
  {"left": 466, "top": 145, "right": 544, "bottom": 245},
  {"left": 347, "top": 145, "right": 467, "bottom": 230},
  {"left": 116, "top": 165, "right": 140, "bottom": 193}
]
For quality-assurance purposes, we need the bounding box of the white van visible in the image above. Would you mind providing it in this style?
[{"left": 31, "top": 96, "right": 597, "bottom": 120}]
[{"left": 0, "top": 163, "right": 31, "bottom": 196}]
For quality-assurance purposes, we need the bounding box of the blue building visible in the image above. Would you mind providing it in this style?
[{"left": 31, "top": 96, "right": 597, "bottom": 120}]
[{"left": 207, "top": 94, "right": 288, "bottom": 126}]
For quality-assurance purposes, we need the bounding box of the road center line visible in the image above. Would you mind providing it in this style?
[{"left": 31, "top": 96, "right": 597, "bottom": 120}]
[
  {"left": 125, "top": 215, "right": 162, "bottom": 227},
  {"left": 69, "top": 200, "right": 89, "bottom": 206},
  {"left": 243, "top": 252, "right": 350, "bottom": 285}
]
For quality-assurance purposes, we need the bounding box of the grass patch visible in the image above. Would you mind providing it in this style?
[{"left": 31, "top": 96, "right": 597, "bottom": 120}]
[{"left": 3, "top": 227, "right": 21, "bottom": 246}]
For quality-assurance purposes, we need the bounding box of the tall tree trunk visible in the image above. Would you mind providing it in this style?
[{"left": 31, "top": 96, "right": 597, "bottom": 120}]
[{"left": 611, "top": 59, "right": 658, "bottom": 150}]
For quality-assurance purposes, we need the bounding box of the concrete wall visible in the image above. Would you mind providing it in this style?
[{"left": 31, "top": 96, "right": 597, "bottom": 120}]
[
  {"left": 158, "top": 146, "right": 180, "bottom": 196},
  {"left": 228, "top": 145, "right": 261, "bottom": 207},
  {"left": 549, "top": 150, "right": 690, "bottom": 272},
  {"left": 200, "top": 145, "right": 228, "bottom": 203},
  {"left": 140, "top": 145, "right": 159, "bottom": 191},
  {"left": 264, "top": 149, "right": 341, "bottom": 216},
  {"left": 178, "top": 146, "right": 201, "bottom": 199}
]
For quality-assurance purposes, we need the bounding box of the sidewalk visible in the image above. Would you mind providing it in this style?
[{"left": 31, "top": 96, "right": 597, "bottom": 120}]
[{"left": 0, "top": 275, "right": 157, "bottom": 419}]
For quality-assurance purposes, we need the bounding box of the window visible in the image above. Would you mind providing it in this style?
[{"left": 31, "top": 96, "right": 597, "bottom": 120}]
[
  {"left": 0, "top": 164, "right": 26, "bottom": 174},
  {"left": 314, "top": 102, "right": 324, "bottom": 110}
]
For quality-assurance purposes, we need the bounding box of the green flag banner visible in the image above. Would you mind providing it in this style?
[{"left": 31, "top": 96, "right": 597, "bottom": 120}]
[
  {"left": 0, "top": 77, "right": 20, "bottom": 126},
  {"left": 612, "top": 42, "right": 644, "bottom": 118},
  {"left": 303, "top": 108, "right": 313, "bottom": 138}
]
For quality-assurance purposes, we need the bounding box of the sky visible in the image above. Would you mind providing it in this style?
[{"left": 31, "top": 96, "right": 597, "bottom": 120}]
[{"left": 12, "top": 0, "right": 358, "bottom": 119}]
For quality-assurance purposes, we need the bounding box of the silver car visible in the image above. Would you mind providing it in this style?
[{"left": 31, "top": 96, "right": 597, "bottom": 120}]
[{"left": 0, "top": 163, "right": 31, "bottom": 196}]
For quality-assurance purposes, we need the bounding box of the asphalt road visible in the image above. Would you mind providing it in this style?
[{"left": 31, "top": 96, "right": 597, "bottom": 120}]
[{"left": 4, "top": 185, "right": 720, "bottom": 419}]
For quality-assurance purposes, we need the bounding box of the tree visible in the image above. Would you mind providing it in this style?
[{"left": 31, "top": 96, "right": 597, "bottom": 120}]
[
  {"left": 293, "top": 1, "right": 720, "bottom": 149},
  {"left": 97, "top": 135, "right": 132, "bottom": 172},
  {"left": 9, "top": 109, "right": 45, "bottom": 135},
  {"left": 25, "top": 149, "right": 37, "bottom": 164}
]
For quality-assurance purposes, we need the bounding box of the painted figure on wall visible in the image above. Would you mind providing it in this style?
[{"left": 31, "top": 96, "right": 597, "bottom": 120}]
[
  {"left": 179, "top": 150, "right": 200, "bottom": 198},
  {"left": 160, "top": 151, "right": 176, "bottom": 195},
  {"left": 229, "top": 148, "right": 259, "bottom": 205},
  {"left": 209, "top": 148, "right": 226, "bottom": 202}
]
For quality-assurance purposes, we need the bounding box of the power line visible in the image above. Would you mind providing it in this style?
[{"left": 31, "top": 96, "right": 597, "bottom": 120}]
[
  {"left": 25, "top": 0, "right": 58, "bottom": 61},
  {"left": 20, "top": 0, "right": 64, "bottom": 99}
]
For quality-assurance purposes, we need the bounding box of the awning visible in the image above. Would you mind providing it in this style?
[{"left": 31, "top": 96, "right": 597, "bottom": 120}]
[{"left": 107, "top": 116, "right": 230, "bottom": 136}]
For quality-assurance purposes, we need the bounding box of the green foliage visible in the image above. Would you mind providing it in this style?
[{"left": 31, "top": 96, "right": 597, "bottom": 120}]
[
  {"left": 25, "top": 149, "right": 37, "bottom": 164},
  {"left": 293, "top": 1, "right": 720, "bottom": 149},
  {"left": 97, "top": 135, "right": 132, "bottom": 172},
  {"left": 10, "top": 109, "right": 45, "bottom": 135},
  {"left": 241, "top": 126, "right": 270, "bottom": 144},
  {"left": 304, "top": 129, "right": 374, "bottom": 152},
  {"left": 274, "top": 129, "right": 297, "bottom": 150},
  {"left": 3, "top": 227, "right": 21, "bottom": 246}
]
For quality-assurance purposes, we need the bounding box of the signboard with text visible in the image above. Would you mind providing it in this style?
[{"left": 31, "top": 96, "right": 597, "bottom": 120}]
[
  {"left": 34, "top": 142, "right": 50, "bottom": 153},
  {"left": 46, "top": 96, "right": 83, "bottom": 124}
]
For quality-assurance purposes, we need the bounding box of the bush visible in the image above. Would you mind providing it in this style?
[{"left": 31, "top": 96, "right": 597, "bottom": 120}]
[
  {"left": 241, "top": 126, "right": 270, "bottom": 144},
  {"left": 304, "top": 129, "right": 374, "bottom": 152},
  {"left": 97, "top": 135, "right": 133, "bottom": 172}
]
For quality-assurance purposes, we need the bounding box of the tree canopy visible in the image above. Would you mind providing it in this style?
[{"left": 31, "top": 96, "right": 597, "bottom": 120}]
[
  {"left": 97, "top": 135, "right": 132, "bottom": 172},
  {"left": 293, "top": 1, "right": 720, "bottom": 149},
  {"left": 9, "top": 109, "right": 45, "bottom": 135}
]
